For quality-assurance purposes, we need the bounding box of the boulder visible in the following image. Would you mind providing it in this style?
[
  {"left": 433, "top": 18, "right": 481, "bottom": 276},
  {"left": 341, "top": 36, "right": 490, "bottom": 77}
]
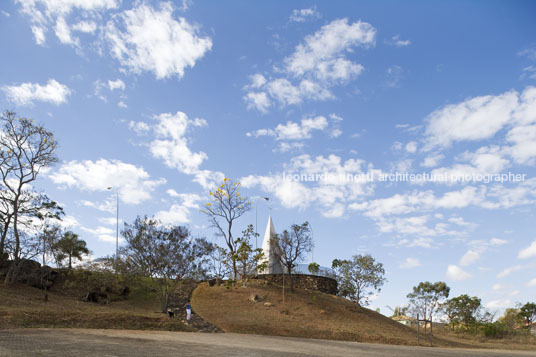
[{"left": 248, "top": 294, "right": 259, "bottom": 303}]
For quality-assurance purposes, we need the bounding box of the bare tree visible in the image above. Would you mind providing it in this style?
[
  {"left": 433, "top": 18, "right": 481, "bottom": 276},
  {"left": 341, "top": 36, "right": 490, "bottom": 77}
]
[
  {"left": 273, "top": 221, "right": 313, "bottom": 292},
  {"left": 202, "top": 178, "right": 251, "bottom": 280},
  {"left": 0, "top": 111, "right": 57, "bottom": 284}
]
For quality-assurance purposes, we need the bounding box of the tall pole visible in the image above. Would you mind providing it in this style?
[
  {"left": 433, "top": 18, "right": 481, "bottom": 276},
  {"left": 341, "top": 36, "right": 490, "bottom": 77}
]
[{"left": 116, "top": 191, "right": 119, "bottom": 259}]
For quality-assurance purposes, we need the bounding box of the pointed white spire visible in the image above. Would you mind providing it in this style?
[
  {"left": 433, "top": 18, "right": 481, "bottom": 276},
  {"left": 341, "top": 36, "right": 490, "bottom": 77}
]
[{"left": 260, "top": 216, "right": 285, "bottom": 274}]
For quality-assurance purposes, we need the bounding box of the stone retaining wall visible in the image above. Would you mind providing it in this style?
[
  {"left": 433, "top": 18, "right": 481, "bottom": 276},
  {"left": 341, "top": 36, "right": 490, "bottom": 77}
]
[{"left": 253, "top": 274, "right": 337, "bottom": 295}]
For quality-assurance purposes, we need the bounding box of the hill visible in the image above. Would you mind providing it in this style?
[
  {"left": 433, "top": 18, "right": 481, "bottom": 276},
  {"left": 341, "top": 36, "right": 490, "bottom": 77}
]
[
  {"left": 0, "top": 279, "right": 192, "bottom": 331},
  {"left": 191, "top": 280, "right": 536, "bottom": 351},
  {"left": 191, "top": 280, "right": 458, "bottom": 347}
]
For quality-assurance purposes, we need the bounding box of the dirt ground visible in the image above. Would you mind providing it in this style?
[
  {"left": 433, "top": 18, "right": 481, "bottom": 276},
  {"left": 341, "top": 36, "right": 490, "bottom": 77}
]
[{"left": 1, "top": 329, "right": 535, "bottom": 357}]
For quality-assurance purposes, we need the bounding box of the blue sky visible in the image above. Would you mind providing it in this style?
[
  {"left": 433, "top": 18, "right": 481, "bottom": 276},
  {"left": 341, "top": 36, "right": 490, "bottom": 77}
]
[{"left": 1, "top": 0, "right": 536, "bottom": 315}]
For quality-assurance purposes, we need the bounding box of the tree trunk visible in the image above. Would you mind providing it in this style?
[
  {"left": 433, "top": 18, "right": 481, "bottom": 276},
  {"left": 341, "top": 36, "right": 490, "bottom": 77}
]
[
  {"left": 68, "top": 254, "right": 72, "bottom": 270},
  {"left": 0, "top": 216, "right": 12, "bottom": 258}
]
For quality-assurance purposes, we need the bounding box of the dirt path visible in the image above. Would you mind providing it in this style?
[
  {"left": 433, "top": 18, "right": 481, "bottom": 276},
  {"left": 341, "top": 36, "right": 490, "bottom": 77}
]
[{"left": 1, "top": 329, "right": 535, "bottom": 357}]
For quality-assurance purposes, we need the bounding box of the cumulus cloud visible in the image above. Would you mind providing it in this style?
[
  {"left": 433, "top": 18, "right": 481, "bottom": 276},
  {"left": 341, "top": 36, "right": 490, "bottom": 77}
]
[
  {"left": 242, "top": 154, "right": 375, "bottom": 217},
  {"left": 106, "top": 2, "right": 212, "bottom": 79},
  {"left": 108, "top": 79, "right": 125, "bottom": 91},
  {"left": 518, "top": 240, "right": 536, "bottom": 259},
  {"left": 459, "top": 250, "right": 480, "bottom": 266},
  {"left": 400, "top": 257, "right": 421, "bottom": 269},
  {"left": 49, "top": 159, "right": 166, "bottom": 204},
  {"left": 129, "top": 111, "right": 224, "bottom": 190},
  {"left": 154, "top": 191, "right": 202, "bottom": 225},
  {"left": 2, "top": 79, "right": 71, "bottom": 106},
  {"left": 446, "top": 264, "right": 471, "bottom": 281},
  {"left": 247, "top": 116, "right": 330, "bottom": 151},
  {"left": 15, "top": 0, "right": 119, "bottom": 45},
  {"left": 424, "top": 90, "right": 519, "bottom": 149},
  {"left": 81, "top": 225, "right": 124, "bottom": 243},
  {"left": 245, "top": 18, "right": 375, "bottom": 112},
  {"left": 422, "top": 87, "right": 536, "bottom": 166},
  {"left": 497, "top": 264, "right": 522, "bottom": 278},
  {"left": 486, "top": 298, "right": 512, "bottom": 309}
]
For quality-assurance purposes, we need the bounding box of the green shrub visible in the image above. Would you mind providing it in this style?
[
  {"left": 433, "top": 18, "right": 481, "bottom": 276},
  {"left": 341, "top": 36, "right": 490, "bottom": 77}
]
[{"left": 480, "top": 321, "right": 508, "bottom": 338}]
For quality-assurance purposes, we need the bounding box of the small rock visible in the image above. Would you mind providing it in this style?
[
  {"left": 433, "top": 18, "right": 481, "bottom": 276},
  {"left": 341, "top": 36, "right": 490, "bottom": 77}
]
[
  {"left": 319, "top": 309, "right": 327, "bottom": 314},
  {"left": 249, "top": 294, "right": 259, "bottom": 302},
  {"left": 264, "top": 302, "right": 273, "bottom": 307}
]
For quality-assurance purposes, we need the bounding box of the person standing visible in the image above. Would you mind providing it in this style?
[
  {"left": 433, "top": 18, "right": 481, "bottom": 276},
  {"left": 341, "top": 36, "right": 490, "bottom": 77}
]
[{"left": 186, "top": 302, "right": 192, "bottom": 321}]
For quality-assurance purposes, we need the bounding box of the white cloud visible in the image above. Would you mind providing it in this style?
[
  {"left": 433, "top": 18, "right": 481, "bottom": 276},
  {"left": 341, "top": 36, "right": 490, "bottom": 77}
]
[
  {"left": 285, "top": 18, "right": 374, "bottom": 81},
  {"left": 400, "top": 257, "right": 421, "bottom": 269},
  {"left": 15, "top": 0, "right": 119, "bottom": 45},
  {"left": 289, "top": 8, "right": 320, "bottom": 23},
  {"left": 518, "top": 240, "right": 536, "bottom": 259},
  {"left": 154, "top": 192, "right": 201, "bottom": 225},
  {"left": 81, "top": 225, "right": 124, "bottom": 244},
  {"left": 49, "top": 159, "right": 166, "bottom": 204},
  {"left": 521, "top": 65, "right": 536, "bottom": 81},
  {"left": 424, "top": 90, "right": 519, "bottom": 149},
  {"left": 518, "top": 45, "right": 536, "bottom": 61},
  {"left": 146, "top": 111, "right": 208, "bottom": 174},
  {"left": 527, "top": 278, "right": 536, "bottom": 287},
  {"left": 244, "top": 91, "right": 271, "bottom": 113},
  {"left": 492, "top": 283, "right": 504, "bottom": 292},
  {"left": 388, "top": 34, "right": 411, "bottom": 47},
  {"left": 117, "top": 101, "right": 127, "bottom": 108},
  {"left": 446, "top": 264, "right": 472, "bottom": 281},
  {"left": 422, "top": 86, "right": 536, "bottom": 167},
  {"left": 248, "top": 116, "right": 328, "bottom": 141},
  {"left": 54, "top": 17, "right": 77, "bottom": 45},
  {"left": 129, "top": 111, "right": 224, "bottom": 190},
  {"left": 459, "top": 250, "right": 480, "bottom": 266},
  {"left": 405, "top": 141, "right": 417, "bottom": 153},
  {"left": 2, "top": 79, "right": 71, "bottom": 106},
  {"left": 106, "top": 2, "right": 212, "bottom": 79},
  {"left": 71, "top": 20, "right": 97, "bottom": 34},
  {"left": 108, "top": 79, "right": 125, "bottom": 91},
  {"left": 242, "top": 154, "right": 374, "bottom": 217},
  {"left": 128, "top": 120, "right": 150, "bottom": 135},
  {"left": 385, "top": 65, "right": 404, "bottom": 87},
  {"left": 245, "top": 18, "right": 375, "bottom": 112},
  {"left": 489, "top": 238, "right": 508, "bottom": 246},
  {"left": 486, "top": 299, "right": 512, "bottom": 309},
  {"left": 497, "top": 264, "right": 522, "bottom": 278}
]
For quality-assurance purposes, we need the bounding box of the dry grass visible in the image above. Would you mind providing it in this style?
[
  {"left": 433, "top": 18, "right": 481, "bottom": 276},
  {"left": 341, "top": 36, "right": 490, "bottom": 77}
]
[
  {"left": 192, "top": 281, "right": 536, "bottom": 351},
  {"left": 0, "top": 282, "right": 193, "bottom": 331}
]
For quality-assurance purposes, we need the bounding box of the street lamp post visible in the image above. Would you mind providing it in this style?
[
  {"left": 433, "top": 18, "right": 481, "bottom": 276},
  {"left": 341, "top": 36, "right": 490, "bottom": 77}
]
[
  {"left": 107, "top": 187, "right": 119, "bottom": 260},
  {"left": 255, "top": 197, "right": 270, "bottom": 249}
]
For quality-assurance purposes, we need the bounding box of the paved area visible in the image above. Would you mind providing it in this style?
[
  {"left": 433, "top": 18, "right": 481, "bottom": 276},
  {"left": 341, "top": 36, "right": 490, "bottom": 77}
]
[{"left": 0, "top": 329, "right": 535, "bottom": 356}]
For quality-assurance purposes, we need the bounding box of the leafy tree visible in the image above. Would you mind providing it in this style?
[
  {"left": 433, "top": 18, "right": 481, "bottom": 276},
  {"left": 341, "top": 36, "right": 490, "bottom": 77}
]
[
  {"left": 445, "top": 294, "right": 481, "bottom": 330},
  {"left": 407, "top": 281, "right": 450, "bottom": 330},
  {"left": 499, "top": 307, "right": 523, "bottom": 333},
  {"left": 233, "top": 224, "right": 264, "bottom": 284},
  {"left": 54, "top": 232, "right": 89, "bottom": 269},
  {"left": 332, "top": 254, "right": 386, "bottom": 307},
  {"left": 519, "top": 302, "right": 536, "bottom": 327},
  {"left": 308, "top": 262, "right": 320, "bottom": 275},
  {"left": 392, "top": 305, "right": 409, "bottom": 317},
  {"left": 0, "top": 111, "right": 57, "bottom": 260},
  {"left": 202, "top": 178, "right": 251, "bottom": 280},
  {"left": 121, "top": 216, "right": 212, "bottom": 312},
  {"left": 273, "top": 221, "right": 313, "bottom": 292}
]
